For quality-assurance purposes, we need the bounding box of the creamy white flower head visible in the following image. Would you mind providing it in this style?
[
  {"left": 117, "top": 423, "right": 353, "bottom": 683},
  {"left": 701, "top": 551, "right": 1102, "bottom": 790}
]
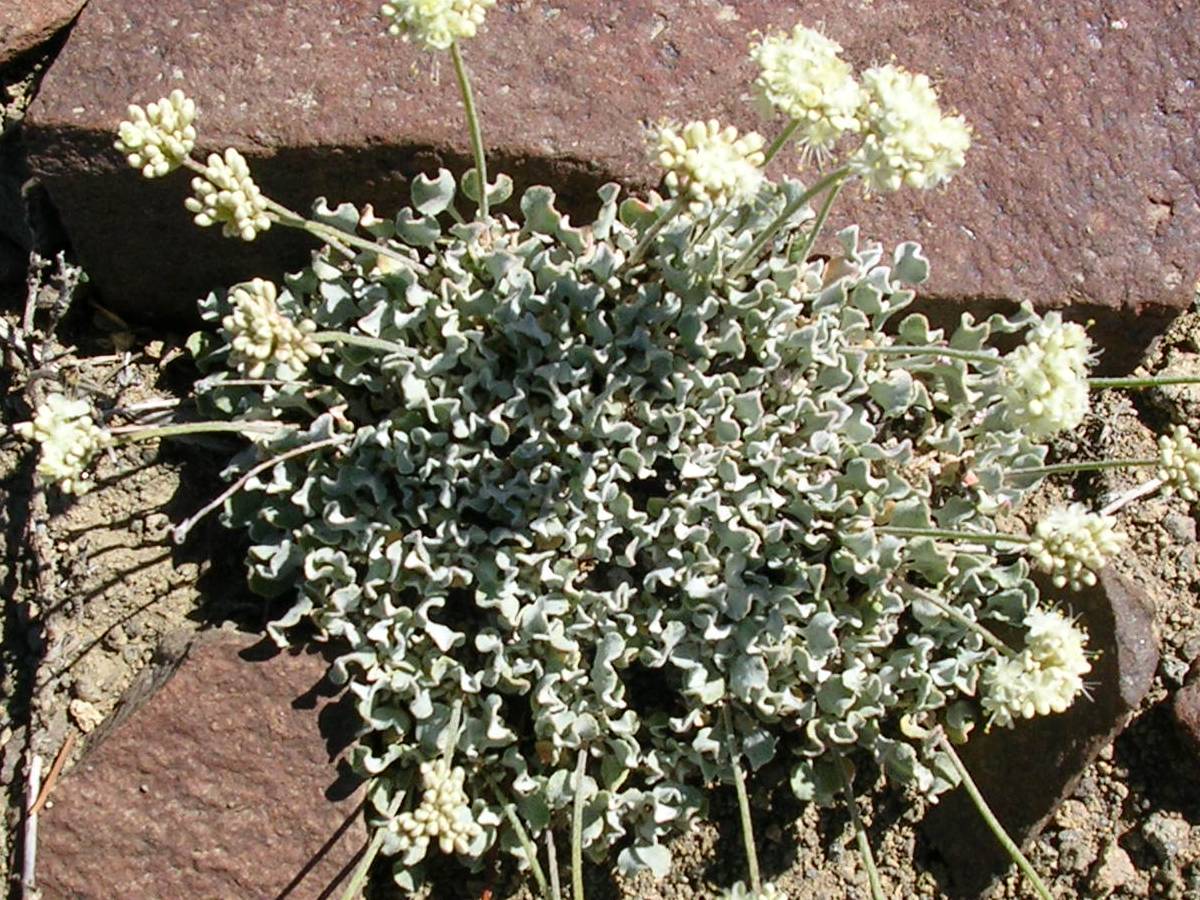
[
  {"left": 1158, "top": 425, "right": 1200, "bottom": 503},
  {"left": 849, "top": 65, "right": 971, "bottom": 192},
  {"left": 184, "top": 148, "right": 272, "bottom": 241},
  {"left": 389, "top": 758, "right": 482, "bottom": 857},
  {"left": 114, "top": 89, "right": 197, "bottom": 178},
  {"left": 1001, "top": 312, "right": 1094, "bottom": 438},
  {"left": 655, "top": 119, "right": 766, "bottom": 210},
  {"left": 380, "top": 0, "right": 495, "bottom": 50},
  {"left": 1028, "top": 503, "right": 1124, "bottom": 590},
  {"left": 750, "top": 24, "right": 863, "bottom": 152},
  {"left": 981, "top": 607, "right": 1089, "bottom": 728},
  {"left": 722, "top": 880, "right": 787, "bottom": 900},
  {"left": 222, "top": 278, "right": 320, "bottom": 379},
  {"left": 14, "top": 393, "right": 110, "bottom": 494}
]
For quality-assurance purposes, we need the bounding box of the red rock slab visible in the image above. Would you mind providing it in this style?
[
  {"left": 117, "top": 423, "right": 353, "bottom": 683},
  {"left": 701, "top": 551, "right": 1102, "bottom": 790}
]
[
  {"left": 923, "top": 569, "right": 1160, "bottom": 897},
  {"left": 0, "top": 0, "right": 85, "bottom": 66},
  {"left": 22, "top": 0, "right": 1200, "bottom": 370},
  {"left": 37, "top": 630, "right": 365, "bottom": 899}
]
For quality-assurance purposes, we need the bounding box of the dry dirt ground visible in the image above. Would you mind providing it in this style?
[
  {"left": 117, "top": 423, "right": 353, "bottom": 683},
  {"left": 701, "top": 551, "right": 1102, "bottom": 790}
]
[{"left": 2, "top": 43, "right": 1200, "bottom": 900}]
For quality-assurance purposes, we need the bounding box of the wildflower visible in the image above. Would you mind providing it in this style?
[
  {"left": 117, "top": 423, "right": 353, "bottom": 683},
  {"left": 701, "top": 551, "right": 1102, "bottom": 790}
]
[
  {"left": 380, "top": 0, "right": 495, "bottom": 51},
  {"left": 14, "top": 394, "right": 110, "bottom": 494},
  {"left": 114, "top": 89, "right": 197, "bottom": 178},
  {"left": 1000, "top": 312, "right": 1093, "bottom": 438},
  {"left": 1158, "top": 425, "right": 1200, "bottom": 502},
  {"left": 722, "top": 881, "right": 787, "bottom": 900},
  {"left": 981, "top": 608, "right": 1090, "bottom": 728},
  {"left": 222, "top": 279, "right": 321, "bottom": 378},
  {"left": 185, "top": 148, "right": 272, "bottom": 241},
  {"left": 849, "top": 65, "right": 971, "bottom": 192},
  {"left": 389, "top": 758, "right": 482, "bottom": 856},
  {"left": 655, "top": 120, "right": 766, "bottom": 210},
  {"left": 750, "top": 24, "right": 863, "bottom": 153},
  {"left": 1028, "top": 503, "right": 1124, "bottom": 590}
]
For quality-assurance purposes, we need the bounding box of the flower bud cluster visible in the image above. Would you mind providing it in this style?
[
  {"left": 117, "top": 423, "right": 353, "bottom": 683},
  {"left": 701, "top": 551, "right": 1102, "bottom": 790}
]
[
  {"left": 1000, "top": 312, "right": 1093, "bottom": 438},
  {"left": 15, "top": 394, "right": 110, "bottom": 494},
  {"left": 750, "top": 25, "right": 863, "bottom": 152},
  {"left": 850, "top": 65, "right": 972, "bottom": 193},
  {"left": 380, "top": 0, "right": 495, "bottom": 51},
  {"left": 722, "top": 881, "right": 787, "bottom": 900},
  {"left": 114, "top": 89, "right": 197, "bottom": 178},
  {"left": 1158, "top": 425, "right": 1200, "bottom": 502},
  {"left": 1028, "top": 503, "right": 1124, "bottom": 590},
  {"left": 222, "top": 279, "right": 320, "bottom": 378},
  {"left": 981, "top": 608, "right": 1090, "bottom": 728},
  {"left": 655, "top": 120, "right": 766, "bottom": 210},
  {"left": 185, "top": 148, "right": 272, "bottom": 241},
  {"left": 390, "top": 758, "right": 482, "bottom": 856}
]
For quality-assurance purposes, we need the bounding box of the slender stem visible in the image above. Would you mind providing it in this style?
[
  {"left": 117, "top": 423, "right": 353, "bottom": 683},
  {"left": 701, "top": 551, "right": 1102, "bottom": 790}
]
[
  {"left": 571, "top": 749, "right": 587, "bottom": 900},
  {"left": 110, "top": 420, "right": 289, "bottom": 441},
  {"left": 878, "top": 526, "right": 1031, "bottom": 546},
  {"left": 866, "top": 344, "right": 1003, "bottom": 366},
  {"left": 1008, "top": 458, "right": 1157, "bottom": 478},
  {"left": 311, "top": 331, "right": 409, "bottom": 355},
  {"left": 1090, "top": 375, "right": 1200, "bottom": 390},
  {"left": 626, "top": 194, "right": 690, "bottom": 267},
  {"left": 450, "top": 41, "right": 489, "bottom": 219},
  {"left": 172, "top": 435, "right": 347, "bottom": 543},
  {"left": 488, "top": 776, "right": 552, "bottom": 900},
  {"left": 1101, "top": 477, "right": 1163, "bottom": 516},
  {"left": 722, "top": 705, "right": 761, "bottom": 894},
  {"left": 264, "top": 198, "right": 395, "bottom": 263},
  {"left": 900, "top": 584, "right": 1016, "bottom": 655},
  {"left": 21, "top": 753, "right": 41, "bottom": 897},
  {"left": 728, "top": 167, "right": 848, "bottom": 279},
  {"left": 339, "top": 789, "right": 405, "bottom": 900},
  {"left": 546, "top": 828, "right": 564, "bottom": 900},
  {"left": 935, "top": 735, "right": 1053, "bottom": 900},
  {"left": 788, "top": 175, "right": 844, "bottom": 267},
  {"left": 835, "top": 756, "right": 884, "bottom": 900},
  {"left": 761, "top": 119, "right": 802, "bottom": 167}
]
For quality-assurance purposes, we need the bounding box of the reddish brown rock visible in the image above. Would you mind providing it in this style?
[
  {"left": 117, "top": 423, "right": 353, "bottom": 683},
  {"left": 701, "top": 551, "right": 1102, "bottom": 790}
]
[
  {"left": 1173, "top": 666, "right": 1200, "bottom": 759},
  {"left": 22, "top": 0, "right": 1200, "bottom": 370},
  {"left": 0, "top": 0, "right": 85, "bottom": 66},
  {"left": 923, "top": 569, "right": 1159, "bottom": 897},
  {"left": 37, "top": 629, "right": 365, "bottom": 899}
]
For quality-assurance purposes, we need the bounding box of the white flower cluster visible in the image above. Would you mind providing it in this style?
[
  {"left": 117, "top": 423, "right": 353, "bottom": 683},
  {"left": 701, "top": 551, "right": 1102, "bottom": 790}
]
[
  {"left": 850, "top": 65, "right": 972, "bottom": 193},
  {"left": 981, "top": 608, "right": 1090, "bottom": 728},
  {"left": 1158, "top": 425, "right": 1200, "bottom": 502},
  {"left": 185, "top": 148, "right": 272, "bottom": 241},
  {"left": 15, "top": 394, "right": 110, "bottom": 494},
  {"left": 1000, "top": 312, "right": 1093, "bottom": 438},
  {"left": 655, "top": 120, "right": 766, "bottom": 209},
  {"left": 222, "top": 279, "right": 320, "bottom": 378},
  {"left": 114, "top": 89, "right": 197, "bottom": 178},
  {"left": 379, "top": 0, "right": 495, "bottom": 51},
  {"left": 1028, "top": 504, "right": 1124, "bottom": 590},
  {"left": 750, "top": 25, "right": 863, "bottom": 153},
  {"left": 390, "top": 758, "right": 483, "bottom": 856}
]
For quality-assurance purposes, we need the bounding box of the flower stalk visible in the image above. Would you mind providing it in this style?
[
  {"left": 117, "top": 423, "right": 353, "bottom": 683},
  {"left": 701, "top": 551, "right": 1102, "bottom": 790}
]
[
  {"left": 936, "top": 734, "right": 1053, "bottom": 900},
  {"left": 451, "top": 41, "right": 490, "bottom": 219}
]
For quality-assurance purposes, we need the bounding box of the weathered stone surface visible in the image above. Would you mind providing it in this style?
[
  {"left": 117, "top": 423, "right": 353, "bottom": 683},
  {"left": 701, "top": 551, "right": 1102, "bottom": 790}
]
[
  {"left": 22, "top": 0, "right": 1200, "bottom": 370},
  {"left": 923, "top": 569, "right": 1159, "bottom": 898},
  {"left": 38, "top": 629, "right": 365, "bottom": 899},
  {"left": 1172, "top": 662, "right": 1200, "bottom": 760},
  {"left": 0, "top": 0, "right": 85, "bottom": 66}
]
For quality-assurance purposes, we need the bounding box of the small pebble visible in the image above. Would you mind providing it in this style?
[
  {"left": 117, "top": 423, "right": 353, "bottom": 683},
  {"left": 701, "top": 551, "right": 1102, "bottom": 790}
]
[
  {"left": 1163, "top": 513, "right": 1197, "bottom": 543},
  {"left": 1142, "top": 811, "right": 1191, "bottom": 863},
  {"left": 1091, "top": 844, "right": 1137, "bottom": 895}
]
